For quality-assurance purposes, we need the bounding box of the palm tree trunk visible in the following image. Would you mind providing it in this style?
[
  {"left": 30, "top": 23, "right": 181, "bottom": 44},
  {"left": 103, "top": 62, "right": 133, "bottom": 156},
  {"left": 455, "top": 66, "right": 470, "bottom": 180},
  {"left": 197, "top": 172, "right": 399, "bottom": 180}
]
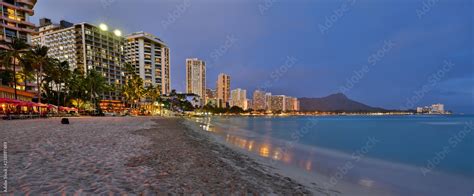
[
  {"left": 57, "top": 83, "right": 61, "bottom": 106},
  {"left": 36, "top": 70, "right": 41, "bottom": 103},
  {"left": 13, "top": 58, "right": 17, "bottom": 100},
  {"left": 23, "top": 73, "right": 27, "bottom": 92}
]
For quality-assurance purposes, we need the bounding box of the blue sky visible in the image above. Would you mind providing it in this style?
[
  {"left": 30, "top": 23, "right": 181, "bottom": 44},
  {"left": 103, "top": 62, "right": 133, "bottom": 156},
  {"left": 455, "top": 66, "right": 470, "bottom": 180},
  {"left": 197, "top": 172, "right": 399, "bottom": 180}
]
[{"left": 33, "top": 0, "right": 473, "bottom": 113}]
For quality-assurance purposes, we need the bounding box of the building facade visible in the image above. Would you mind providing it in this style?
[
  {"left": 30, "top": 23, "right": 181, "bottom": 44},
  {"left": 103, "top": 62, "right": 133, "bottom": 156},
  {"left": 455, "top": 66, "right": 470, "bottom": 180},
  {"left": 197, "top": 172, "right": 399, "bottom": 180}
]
[
  {"left": 32, "top": 19, "right": 76, "bottom": 68},
  {"left": 124, "top": 32, "right": 170, "bottom": 94},
  {"left": 32, "top": 21, "right": 126, "bottom": 100},
  {"left": 216, "top": 73, "right": 230, "bottom": 108},
  {"left": 270, "top": 95, "right": 285, "bottom": 112},
  {"left": 0, "top": 0, "right": 37, "bottom": 92},
  {"left": 265, "top": 92, "right": 272, "bottom": 111},
  {"left": 252, "top": 90, "right": 266, "bottom": 111},
  {"left": 186, "top": 58, "right": 206, "bottom": 103},
  {"left": 0, "top": 0, "right": 37, "bottom": 46},
  {"left": 285, "top": 96, "right": 300, "bottom": 112},
  {"left": 230, "top": 88, "right": 247, "bottom": 110}
]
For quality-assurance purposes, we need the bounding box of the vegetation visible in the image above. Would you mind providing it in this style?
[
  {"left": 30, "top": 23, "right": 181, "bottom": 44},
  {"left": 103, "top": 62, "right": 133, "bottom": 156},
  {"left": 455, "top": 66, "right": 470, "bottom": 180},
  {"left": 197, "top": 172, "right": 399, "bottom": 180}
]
[
  {"left": 0, "top": 38, "right": 199, "bottom": 115},
  {"left": 0, "top": 38, "right": 30, "bottom": 99},
  {"left": 0, "top": 38, "right": 111, "bottom": 113}
]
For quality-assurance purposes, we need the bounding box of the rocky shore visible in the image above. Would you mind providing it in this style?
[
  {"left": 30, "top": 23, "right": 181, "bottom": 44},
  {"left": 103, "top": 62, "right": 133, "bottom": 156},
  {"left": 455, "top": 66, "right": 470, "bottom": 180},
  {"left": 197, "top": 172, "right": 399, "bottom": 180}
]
[{"left": 1, "top": 117, "right": 316, "bottom": 194}]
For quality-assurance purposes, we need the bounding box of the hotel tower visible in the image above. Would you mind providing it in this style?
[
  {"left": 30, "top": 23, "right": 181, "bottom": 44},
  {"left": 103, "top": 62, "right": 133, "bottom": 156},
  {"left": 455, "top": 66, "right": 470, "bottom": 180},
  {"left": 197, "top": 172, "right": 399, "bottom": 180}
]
[
  {"left": 125, "top": 32, "right": 170, "bottom": 94},
  {"left": 186, "top": 58, "right": 206, "bottom": 103},
  {"left": 216, "top": 73, "right": 230, "bottom": 108},
  {"left": 0, "top": 0, "right": 37, "bottom": 46},
  {"left": 32, "top": 19, "right": 126, "bottom": 100}
]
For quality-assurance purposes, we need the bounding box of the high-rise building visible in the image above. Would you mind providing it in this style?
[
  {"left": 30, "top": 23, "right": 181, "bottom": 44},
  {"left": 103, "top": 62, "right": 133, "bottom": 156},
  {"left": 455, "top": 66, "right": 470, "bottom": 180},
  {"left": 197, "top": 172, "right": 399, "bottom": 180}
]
[
  {"left": 230, "top": 88, "right": 247, "bottom": 110},
  {"left": 0, "top": 0, "right": 37, "bottom": 46},
  {"left": 252, "top": 90, "right": 266, "bottom": 111},
  {"left": 285, "top": 96, "right": 300, "bottom": 112},
  {"left": 216, "top": 73, "right": 230, "bottom": 108},
  {"left": 32, "top": 21, "right": 126, "bottom": 100},
  {"left": 270, "top": 95, "right": 285, "bottom": 112},
  {"left": 32, "top": 19, "right": 76, "bottom": 69},
  {"left": 293, "top": 97, "right": 300, "bottom": 111},
  {"left": 186, "top": 58, "right": 206, "bottom": 103},
  {"left": 0, "top": 0, "right": 37, "bottom": 92},
  {"left": 265, "top": 92, "right": 272, "bottom": 111},
  {"left": 124, "top": 32, "right": 170, "bottom": 94}
]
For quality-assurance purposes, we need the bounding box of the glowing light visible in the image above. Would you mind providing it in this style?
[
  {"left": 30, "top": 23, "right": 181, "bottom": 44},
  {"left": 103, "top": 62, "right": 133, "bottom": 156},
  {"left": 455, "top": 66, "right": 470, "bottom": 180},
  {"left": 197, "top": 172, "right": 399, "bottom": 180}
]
[
  {"left": 259, "top": 145, "right": 270, "bottom": 157},
  {"left": 247, "top": 141, "right": 254, "bottom": 151},
  {"left": 113, "top": 29, "right": 122, "bottom": 36},
  {"left": 99, "top": 23, "right": 108, "bottom": 31}
]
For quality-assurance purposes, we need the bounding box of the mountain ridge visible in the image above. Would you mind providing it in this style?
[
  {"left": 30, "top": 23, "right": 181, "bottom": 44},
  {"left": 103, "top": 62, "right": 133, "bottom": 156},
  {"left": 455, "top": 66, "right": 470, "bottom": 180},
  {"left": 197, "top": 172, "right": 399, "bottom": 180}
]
[{"left": 298, "top": 93, "right": 386, "bottom": 112}]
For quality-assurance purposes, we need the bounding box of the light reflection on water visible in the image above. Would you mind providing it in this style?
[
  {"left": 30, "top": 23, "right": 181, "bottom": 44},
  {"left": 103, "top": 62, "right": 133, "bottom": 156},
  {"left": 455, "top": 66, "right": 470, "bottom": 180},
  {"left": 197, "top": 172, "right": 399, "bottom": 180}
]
[
  {"left": 192, "top": 116, "right": 474, "bottom": 196},
  {"left": 195, "top": 117, "right": 312, "bottom": 172}
]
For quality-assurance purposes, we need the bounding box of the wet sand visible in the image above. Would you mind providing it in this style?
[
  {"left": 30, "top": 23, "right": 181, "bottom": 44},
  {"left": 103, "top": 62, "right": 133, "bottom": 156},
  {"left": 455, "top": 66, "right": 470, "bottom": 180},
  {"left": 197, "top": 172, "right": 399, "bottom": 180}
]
[{"left": 1, "top": 117, "right": 315, "bottom": 194}]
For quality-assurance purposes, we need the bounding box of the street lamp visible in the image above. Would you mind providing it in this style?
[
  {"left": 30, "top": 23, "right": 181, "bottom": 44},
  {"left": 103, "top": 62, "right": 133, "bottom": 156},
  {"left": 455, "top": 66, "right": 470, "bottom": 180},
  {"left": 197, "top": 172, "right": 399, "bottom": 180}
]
[
  {"left": 99, "top": 23, "right": 108, "bottom": 31},
  {"left": 113, "top": 29, "right": 122, "bottom": 37}
]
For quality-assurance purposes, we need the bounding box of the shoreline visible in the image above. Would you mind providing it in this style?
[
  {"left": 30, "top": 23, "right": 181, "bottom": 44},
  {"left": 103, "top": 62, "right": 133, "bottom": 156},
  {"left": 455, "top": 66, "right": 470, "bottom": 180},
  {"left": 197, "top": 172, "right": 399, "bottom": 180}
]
[
  {"left": 185, "top": 116, "right": 474, "bottom": 196},
  {"left": 131, "top": 117, "right": 315, "bottom": 194},
  {"left": 181, "top": 117, "right": 342, "bottom": 195}
]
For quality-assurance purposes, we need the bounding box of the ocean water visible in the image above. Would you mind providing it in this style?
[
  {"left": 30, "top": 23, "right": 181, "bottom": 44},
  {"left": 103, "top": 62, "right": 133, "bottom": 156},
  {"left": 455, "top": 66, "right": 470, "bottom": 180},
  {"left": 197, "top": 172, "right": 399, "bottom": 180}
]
[{"left": 192, "top": 115, "right": 474, "bottom": 195}]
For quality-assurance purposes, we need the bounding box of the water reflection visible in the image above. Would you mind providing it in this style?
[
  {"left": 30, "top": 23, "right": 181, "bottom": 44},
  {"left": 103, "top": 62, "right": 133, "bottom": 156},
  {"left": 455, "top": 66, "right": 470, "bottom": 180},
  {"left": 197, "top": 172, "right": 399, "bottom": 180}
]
[{"left": 192, "top": 116, "right": 473, "bottom": 196}]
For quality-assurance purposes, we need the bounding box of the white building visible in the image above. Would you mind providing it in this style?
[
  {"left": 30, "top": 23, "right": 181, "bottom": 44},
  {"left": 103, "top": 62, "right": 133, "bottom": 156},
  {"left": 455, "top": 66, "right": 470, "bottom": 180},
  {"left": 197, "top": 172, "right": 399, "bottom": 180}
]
[
  {"left": 125, "top": 32, "right": 171, "bottom": 94},
  {"left": 32, "top": 20, "right": 126, "bottom": 100},
  {"left": 186, "top": 58, "right": 206, "bottom": 104},
  {"left": 32, "top": 19, "right": 76, "bottom": 70},
  {"left": 230, "top": 88, "right": 248, "bottom": 110},
  {"left": 431, "top": 104, "right": 445, "bottom": 114},
  {"left": 265, "top": 92, "right": 272, "bottom": 111}
]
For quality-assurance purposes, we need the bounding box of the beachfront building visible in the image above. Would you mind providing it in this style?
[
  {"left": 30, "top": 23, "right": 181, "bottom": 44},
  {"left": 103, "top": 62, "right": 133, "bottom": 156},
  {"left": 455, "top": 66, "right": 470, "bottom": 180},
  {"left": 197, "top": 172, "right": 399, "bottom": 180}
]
[
  {"left": 32, "top": 18, "right": 75, "bottom": 69},
  {"left": 205, "top": 88, "right": 217, "bottom": 107},
  {"left": 124, "top": 32, "right": 170, "bottom": 94},
  {"left": 0, "top": 0, "right": 37, "bottom": 92},
  {"left": 230, "top": 88, "right": 248, "bottom": 110},
  {"left": 285, "top": 96, "right": 300, "bottom": 112},
  {"left": 0, "top": 85, "right": 34, "bottom": 101},
  {"left": 416, "top": 103, "right": 446, "bottom": 114},
  {"left": 252, "top": 90, "right": 266, "bottom": 111},
  {"left": 270, "top": 95, "right": 285, "bottom": 112},
  {"left": 216, "top": 73, "right": 230, "bottom": 108},
  {"left": 265, "top": 92, "right": 272, "bottom": 111},
  {"left": 32, "top": 20, "right": 126, "bottom": 100},
  {"left": 186, "top": 58, "right": 206, "bottom": 104},
  {"left": 431, "top": 104, "right": 444, "bottom": 113},
  {"left": 0, "top": 0, "right": 37, "bottom": 46}
]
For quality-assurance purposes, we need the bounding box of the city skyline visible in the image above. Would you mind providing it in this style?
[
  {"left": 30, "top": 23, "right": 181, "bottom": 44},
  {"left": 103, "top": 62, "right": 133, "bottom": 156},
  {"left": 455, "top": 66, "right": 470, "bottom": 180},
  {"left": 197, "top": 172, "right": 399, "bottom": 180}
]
[{"left": 31, "top": 0, "right": 473, "bottom": 113}]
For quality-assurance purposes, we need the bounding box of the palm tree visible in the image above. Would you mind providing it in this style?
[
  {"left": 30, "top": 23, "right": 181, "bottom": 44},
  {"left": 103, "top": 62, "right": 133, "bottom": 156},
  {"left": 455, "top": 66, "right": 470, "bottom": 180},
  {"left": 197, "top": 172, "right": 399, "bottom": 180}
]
[
  {"left": 53, "top": 61, "right": 71, "bottom": 106},
  {"left": 145, "top": 85, "right": 161, "bottom": 113},
  {"left": 26, "top": 45, "right": 51, "bottom": 103},
  {"left": 0, "top": 38, "right": 30, "bottom": 100},
  {"left": 84, "top": 70, "right": 109, "bottom": 112},
  {"left": 122, "top": 74, "right": 145, "bottom": 109},
  {"left": 68, "top": 68, "right": 88, "bottom": 109}
]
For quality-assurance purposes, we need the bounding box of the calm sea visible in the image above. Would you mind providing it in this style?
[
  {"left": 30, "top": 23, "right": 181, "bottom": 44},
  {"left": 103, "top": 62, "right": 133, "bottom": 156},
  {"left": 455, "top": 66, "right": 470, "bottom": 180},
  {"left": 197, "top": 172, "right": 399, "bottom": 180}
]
[{"left": 191, "top": 115, "right": 474, "bottom": 195}]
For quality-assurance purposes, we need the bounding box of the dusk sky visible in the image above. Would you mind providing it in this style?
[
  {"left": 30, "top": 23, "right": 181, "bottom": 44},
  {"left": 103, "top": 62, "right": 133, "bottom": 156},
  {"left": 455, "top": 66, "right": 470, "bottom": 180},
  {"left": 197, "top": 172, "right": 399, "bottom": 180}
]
[{"left": 33, "top": 0, "right": 472, "bottom": 113}]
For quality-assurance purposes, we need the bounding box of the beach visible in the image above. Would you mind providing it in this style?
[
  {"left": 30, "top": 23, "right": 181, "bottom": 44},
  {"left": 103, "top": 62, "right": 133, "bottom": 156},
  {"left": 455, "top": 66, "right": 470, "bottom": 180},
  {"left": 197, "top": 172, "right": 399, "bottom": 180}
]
[{"left": 1, "top": 117, "right": 316, "bottom": 194}]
